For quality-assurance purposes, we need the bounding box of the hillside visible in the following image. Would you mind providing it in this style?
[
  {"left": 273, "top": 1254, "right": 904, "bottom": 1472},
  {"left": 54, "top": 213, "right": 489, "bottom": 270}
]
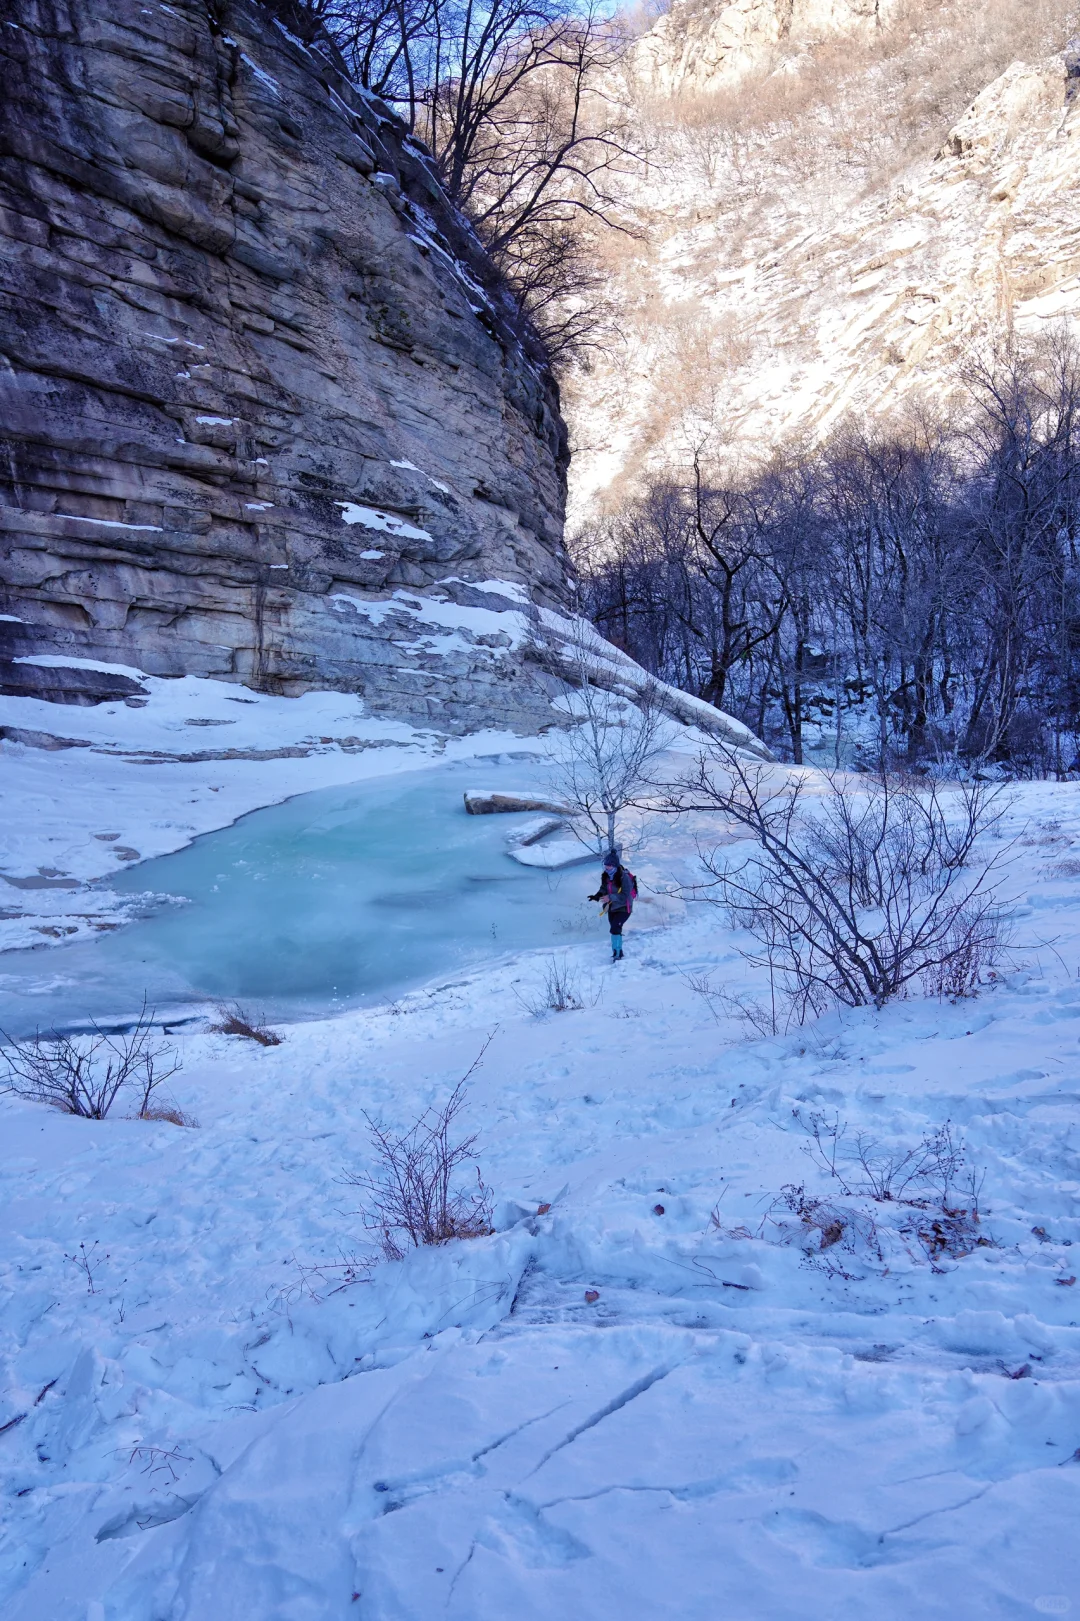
[{"left": 566, "top": 0, "right": 1080, "bottom": 517}]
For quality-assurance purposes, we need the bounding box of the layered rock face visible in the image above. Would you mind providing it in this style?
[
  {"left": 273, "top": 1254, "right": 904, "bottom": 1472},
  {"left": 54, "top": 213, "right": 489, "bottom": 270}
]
[
  {"left": 0, "top": 0, "right": 570, "bottom": 732},
  {"left": 633, "top": 0, "right": 896, "bottom": 94},
  {"left": 569, "top": 10, "right": 1080, "bottom": 518}
]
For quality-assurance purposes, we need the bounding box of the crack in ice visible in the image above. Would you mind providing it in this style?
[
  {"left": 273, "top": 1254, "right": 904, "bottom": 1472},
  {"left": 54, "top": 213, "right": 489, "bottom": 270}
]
[{"left": 526, "top": 1365, "right": 675, "bottom": 1477}]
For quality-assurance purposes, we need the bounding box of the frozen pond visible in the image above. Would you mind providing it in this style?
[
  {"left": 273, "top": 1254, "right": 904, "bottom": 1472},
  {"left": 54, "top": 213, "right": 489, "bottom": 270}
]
[{"left": 0, "top": 759, "right": 598, "bottom": 1034}]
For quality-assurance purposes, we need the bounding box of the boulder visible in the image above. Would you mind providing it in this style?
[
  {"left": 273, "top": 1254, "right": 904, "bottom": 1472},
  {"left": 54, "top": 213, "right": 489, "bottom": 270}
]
[{"left": 464, "top": 791, "right": 574, "bottom": 815}]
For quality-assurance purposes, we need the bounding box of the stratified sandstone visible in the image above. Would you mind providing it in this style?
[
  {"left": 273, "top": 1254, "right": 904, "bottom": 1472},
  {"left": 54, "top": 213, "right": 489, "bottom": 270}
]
[{"left": 0, "top": 0, "right": 570, "bottom": 732}]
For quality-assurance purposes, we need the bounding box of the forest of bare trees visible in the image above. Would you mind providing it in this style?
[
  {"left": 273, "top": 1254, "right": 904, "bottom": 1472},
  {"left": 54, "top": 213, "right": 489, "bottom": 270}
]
[{"left": 575, "top": 333, "right": 1080, "bottom": 776}]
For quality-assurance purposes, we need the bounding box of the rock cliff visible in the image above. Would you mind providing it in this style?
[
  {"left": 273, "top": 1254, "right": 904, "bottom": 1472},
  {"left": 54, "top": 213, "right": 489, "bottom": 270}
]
[
  {"left": 0, "top": 0, "right": 571, "bottom": 733},
  {"left": 568, "top": 5, "right": 1080, "bottom": 518},
  {"left": 633, "top": 0, "right": 896, "bottom": 95}
]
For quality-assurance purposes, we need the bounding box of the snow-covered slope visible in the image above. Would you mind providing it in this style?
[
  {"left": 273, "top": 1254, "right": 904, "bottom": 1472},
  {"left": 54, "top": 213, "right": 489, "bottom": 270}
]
[{"left": 3, "top": 775, "right": 1080, "bottom": 1617}]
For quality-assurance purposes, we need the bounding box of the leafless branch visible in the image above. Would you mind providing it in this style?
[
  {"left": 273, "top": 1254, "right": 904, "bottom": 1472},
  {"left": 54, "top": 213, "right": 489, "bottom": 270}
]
[
  {"left": 667, "top": 744, "right": 1014, "bottom": 1018},
  {"left": 0, "top": 1003, "right": 181, "bottom": 1119},
  {"left": 342, "top": 1039, "right": 496, "bottom": 1260}
]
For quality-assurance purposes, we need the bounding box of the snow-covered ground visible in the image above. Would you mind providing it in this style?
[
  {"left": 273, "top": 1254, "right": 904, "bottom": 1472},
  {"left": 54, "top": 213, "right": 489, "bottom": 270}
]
[{"left": 4, "top": 714, "right": 1080, "bottom": 1616}]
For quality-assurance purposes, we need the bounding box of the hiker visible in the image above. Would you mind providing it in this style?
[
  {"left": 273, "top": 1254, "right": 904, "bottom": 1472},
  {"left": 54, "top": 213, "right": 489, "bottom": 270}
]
[{"left": 589, "top": 851, "right": 637, "bottom": 962}]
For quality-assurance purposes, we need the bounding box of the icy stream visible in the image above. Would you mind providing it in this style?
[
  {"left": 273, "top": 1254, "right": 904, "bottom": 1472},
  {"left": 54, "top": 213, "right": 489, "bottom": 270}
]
[{"left": 0, "top": 759, "right": 596, "bottom": 1033}]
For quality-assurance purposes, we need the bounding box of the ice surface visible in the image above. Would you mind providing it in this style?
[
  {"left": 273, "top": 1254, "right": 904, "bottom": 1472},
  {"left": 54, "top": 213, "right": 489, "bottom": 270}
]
[{"left": 0, "top": 763, "right": 599, "bottom": 1032}]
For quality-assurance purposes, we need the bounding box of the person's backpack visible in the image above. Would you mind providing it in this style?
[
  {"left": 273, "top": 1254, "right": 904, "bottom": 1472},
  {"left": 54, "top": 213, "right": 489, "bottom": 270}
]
[{"left": 624, "top": 870, "right": 638, "bottom": 913}]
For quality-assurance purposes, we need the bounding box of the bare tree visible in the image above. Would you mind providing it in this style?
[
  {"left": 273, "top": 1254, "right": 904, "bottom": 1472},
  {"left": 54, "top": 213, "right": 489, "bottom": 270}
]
[
  {"left": 305, "top": 0, "right": 638, "bottom": 360},
  {"left": 669, "top": 744, "right": 1013, "bottom": 1019},
  {"left": 544, "top": 619, "right": 673, "bottom": 855},
  {"left": 579, "top": 330, "right": 1080, "bottom": 775}
]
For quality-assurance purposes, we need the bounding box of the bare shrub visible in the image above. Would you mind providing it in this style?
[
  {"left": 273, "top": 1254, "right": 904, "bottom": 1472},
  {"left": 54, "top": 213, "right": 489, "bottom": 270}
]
[
  {"left": 271, "top": 1253, "right": 372, "bottom": 1312},
  {"left": 211, "top": 1004, "right": 283, "bottom": 1047},
  {"left": 749, "top": 1110, "right": 996, "bottom": 1274},
  {"left": 912, "top": 1203, "right": 986, "bottom": 1267},
  {"left": 685, "top": 972, "right": 779, "bottom": 1037},
  {"left": 921, "top": 906, "right": 1007, "bottom": 1000},
  {"left": 670, "top": 747, "right": 1014, "bottom": 1021},
  {"left": 741, "top": 1175, "right": 990, "bottom": 1277},
  {"left": 65, "top": 1239, "right": 107, "bottom": 1293},
  {"left": 343, "top": 1044, "right": 495, "bottom": 1261},
  {"left": 0, "top": 1004, "right": 180, "bottom": 1119},
  {"left": 1052, "top": 858, "right": 1080, "bottom": 878},
  {"left": 515, "top": 954, "right": 586, "bottom": 1014},
  {"left": 763, "top": 1183, "right": 884, "bottom": 1279},
  {"left": 795, "top": 1109, "right": 971, "bottom": 1202}
]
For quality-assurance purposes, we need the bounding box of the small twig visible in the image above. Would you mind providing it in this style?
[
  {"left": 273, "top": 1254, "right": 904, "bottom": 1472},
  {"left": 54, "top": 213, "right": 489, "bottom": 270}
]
[{"left": 65, "top": 1240, "right": 107, "bottom": 1294}]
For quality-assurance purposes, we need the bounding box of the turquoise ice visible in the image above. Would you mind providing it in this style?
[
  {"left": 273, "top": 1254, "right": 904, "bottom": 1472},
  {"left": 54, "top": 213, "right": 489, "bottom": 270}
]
[{"left": 0, "top": 760, "right": 594, "bottom": 1032}]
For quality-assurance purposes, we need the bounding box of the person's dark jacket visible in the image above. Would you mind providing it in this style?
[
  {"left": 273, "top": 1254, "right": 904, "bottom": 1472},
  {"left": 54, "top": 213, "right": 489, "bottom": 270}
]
[{"left": 589, "top": 867, "right": 634, "bottom": 914}]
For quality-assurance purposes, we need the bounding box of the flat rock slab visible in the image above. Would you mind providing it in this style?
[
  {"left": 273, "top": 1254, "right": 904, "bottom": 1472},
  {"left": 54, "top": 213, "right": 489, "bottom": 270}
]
[{"left": 0, "top": 663, "right": 148, "bottom": 707}]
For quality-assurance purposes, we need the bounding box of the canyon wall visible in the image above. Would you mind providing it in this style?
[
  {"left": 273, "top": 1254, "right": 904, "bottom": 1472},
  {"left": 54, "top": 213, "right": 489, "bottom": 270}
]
[
  {"left": 633, "top": 0, "right": 897, "bottom": 94},
  {"left": 0, "top": 0, "right": 571, "bottom": 733},
  {"left": 569, "top": 4, "right": 1080, "bottom": 519}
]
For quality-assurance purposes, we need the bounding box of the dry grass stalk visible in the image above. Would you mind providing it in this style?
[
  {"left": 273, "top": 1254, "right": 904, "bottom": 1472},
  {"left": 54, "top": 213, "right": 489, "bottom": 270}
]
[
  {"left": 211, "top": 1003, "right": 283, "bottom": 1047},
  {"left": 515, "top": 955, "right": 586, "bottom": 1015},
  {"left": 139, "top": 1103, "right": 199, "bottom": 1128}
]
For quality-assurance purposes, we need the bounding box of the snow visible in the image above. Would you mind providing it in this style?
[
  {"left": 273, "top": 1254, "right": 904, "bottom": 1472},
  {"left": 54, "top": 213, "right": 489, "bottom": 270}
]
[
  {"left": 331, "top": 593, "right": 397, "bottom": 625},
  {"left": 6, "top": 696, "right": 1080, "bottom": 1614},
  {"left": 336, "top": 503, "right": 434, "bottom": 542},
  {"left": 238, "top": 54, "right": 280, "bottom": 96},
  {"left": 13, "top": 655, "right": 151, "bottom": 679},
  {"left": 54, "top": 517, "right": 164, "bottom": 533},
  {"left": 392, "top": 461, "right": 453, "bottom": 495},
  {"left": 510, "top": 834, "right": 596, "bottom": 869},
  {"left": 331, "top": 589, "right": 528, "bottom": 649}
]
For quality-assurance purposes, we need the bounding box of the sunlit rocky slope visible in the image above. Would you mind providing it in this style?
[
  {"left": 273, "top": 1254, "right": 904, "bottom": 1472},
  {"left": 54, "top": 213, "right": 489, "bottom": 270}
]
[{"left": 567, "top": 0, "right": 1080, "bottom": 517}]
